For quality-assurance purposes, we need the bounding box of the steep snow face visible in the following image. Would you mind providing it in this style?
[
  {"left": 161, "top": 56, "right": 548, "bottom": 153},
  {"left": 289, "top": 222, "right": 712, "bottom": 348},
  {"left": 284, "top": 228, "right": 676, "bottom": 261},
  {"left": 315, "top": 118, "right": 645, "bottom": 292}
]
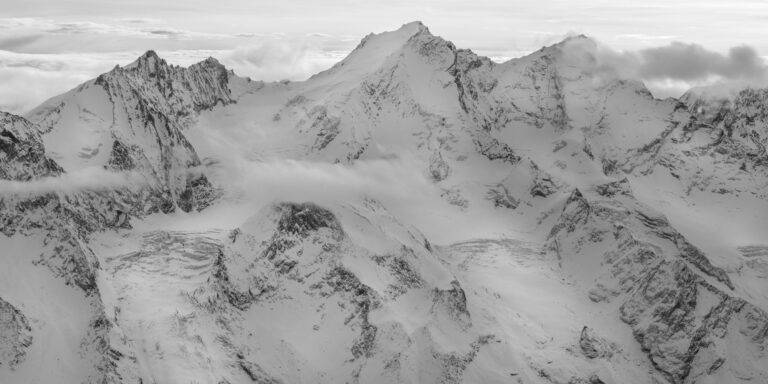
[
  {"left": 602, "top": 86, "right": 768, "bottom": 319},
  {"left": 311, "top": 21, "right": 431, "bottom": 85},
  {"left": 546, "top": 185, "right": 768, "bottom": 384},
  {"left": 22, "top": 51, "right": 248, "bottom": 213}
]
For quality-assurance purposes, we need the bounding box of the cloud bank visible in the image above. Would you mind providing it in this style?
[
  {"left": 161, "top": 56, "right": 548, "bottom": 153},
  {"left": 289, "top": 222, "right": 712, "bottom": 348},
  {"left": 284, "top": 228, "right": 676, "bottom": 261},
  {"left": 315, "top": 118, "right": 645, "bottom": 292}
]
[
  {"left": 638, "top": 43, "right": 765, "bottom": 81},
  {"left": 561, "top": 38, "right": 768, "bottom": 98},
  {"left": 0, "top": 17, "right": 350, "bottom": 114},
  {"left": 1, "top": 15, "right": 767, "bottom": 114},
  {"left": 223, "top": 39, "right": 345, "bottom": 82},
  {"left": 208, "top": 155, "right": 437, "bottom": 208},
  {"left": 0, "top": 51, "right": 131, "bottom": 114},
  {"left": 0, "top": 45, "right": 344, "bottom": 114},
  {"left": 0, "top": 167, "right": 148, "bottom": 196}
]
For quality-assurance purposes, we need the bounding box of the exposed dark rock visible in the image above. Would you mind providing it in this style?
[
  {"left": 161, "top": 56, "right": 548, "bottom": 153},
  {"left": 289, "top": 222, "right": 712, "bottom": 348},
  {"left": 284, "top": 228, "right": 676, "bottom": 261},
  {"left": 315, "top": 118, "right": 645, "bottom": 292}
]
[
  {"left": 177, "top": 174, "right": 217, "bottom": 213},
  {"left": 486, "top": 183, "right": 520, "bottom": 209},
  {"left": 323, "top": 267, "right": 380, "bottom": 359},
  {"left": 633, "top": 210, "right": 733, "bottom": 289},
  {"left": 0, "top": 112, "right": 63, "bottom": 181},
  {"left": 601, "top": 157, "right": 618, "bottom": 176},
  {"left": 300, "top": 106, "right": 341, "bottom": 151},
  {"left": 429, "top": 151, "right": 450, "bottom": 181},
  {"left": 589, "top": 375, "right": 606, "bottom": 384},
  {"left": 238, "top": 359, "right": 283, "bottom": 383},
  {"left": 431, "top": 280, "right": 471, "bottom": 328},
  {"left": 530, "top": 166, "right": 560, "bottom": 198},
  {"left": 0, "top": 298, "right": 33, "bottom": 369},
  {"left": 207, "top": 249, "right": 255, "bottom": 311},
  {"left": 106, "top": 140, "right": 135, "bottom": 171},
  {"left": 595, "top": 178, "right": 632, "bottom": 198},
  {"left": 549, "top": 189, "right": 590, "bottom": 236},
  {"left": 579, "top": 326, "right": 613, "bottom": 359},
  {"left": 474, "top": 134, "right": 521, "bottom": 164},
  {"left": 372, "top": 247, "right": 424, "bottom": 298},
  {"left": 432, "top": 334, "right": 497, "bottom": 384},
  {"left": 112, "top": 209, "right": 132, "bottom": 229},
  {"left": 30, "top": 51, "right": 228, "bottom": 214},
  {"left": 548, "top": 185, "right": 767, "bottom": 383},
  {"left": 274, "top": 202, "right": 344, "bottom": 239}
]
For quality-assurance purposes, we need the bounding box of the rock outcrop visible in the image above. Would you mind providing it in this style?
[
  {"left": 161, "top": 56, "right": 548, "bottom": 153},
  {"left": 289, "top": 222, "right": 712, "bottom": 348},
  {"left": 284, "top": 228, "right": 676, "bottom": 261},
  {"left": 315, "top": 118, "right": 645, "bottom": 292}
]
[{"left": 0, "top": 298, "right": 32, "bottom": 369}]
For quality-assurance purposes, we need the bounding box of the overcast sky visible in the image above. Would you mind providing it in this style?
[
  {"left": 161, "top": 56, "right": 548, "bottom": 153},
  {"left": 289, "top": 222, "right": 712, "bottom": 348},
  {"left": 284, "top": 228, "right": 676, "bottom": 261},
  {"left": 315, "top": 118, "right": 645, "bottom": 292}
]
[{"left": 2, "top": 0, "right": 768, "bottom": 113}]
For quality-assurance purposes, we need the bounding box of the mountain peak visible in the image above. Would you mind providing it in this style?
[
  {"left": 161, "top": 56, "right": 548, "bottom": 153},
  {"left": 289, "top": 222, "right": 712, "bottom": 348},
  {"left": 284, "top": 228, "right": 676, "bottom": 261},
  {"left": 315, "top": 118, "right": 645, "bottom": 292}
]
[
  {"left": 399, "top": 20, "right": 430, "bottom": 35},
  {"left": 141, "top": 49, "right": 160, "bottom": 60},
  {"left": 195, "top": 56, "right": 226, "bottom": 72},
  {"left": 563, "top": 33, "right": 590, "bottom": 42},
  {"left": 202, "top": 56, "right": 221, "bottom": 65},
  {"left": 311, "top": 21, "right": 436, "bottom": 80},
  {"left": 356, "top": 21, "right": 432, "bottom": 49},
  {"left": 545, "top": 33, "right": 596, "bottom": 52},
  {"left": 123, "top": 49, "right": 167, "bottom": 73}
]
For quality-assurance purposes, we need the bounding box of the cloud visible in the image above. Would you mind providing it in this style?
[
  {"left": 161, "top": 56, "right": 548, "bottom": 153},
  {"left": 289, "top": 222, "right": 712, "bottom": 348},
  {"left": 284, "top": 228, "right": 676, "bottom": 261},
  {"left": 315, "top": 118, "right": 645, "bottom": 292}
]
[
  {"left": 0, "top": 35, "right": 42, "bottom": 50},
  {"left": 117, "top": 18, "right": 165, "bottom": 25},
  {"left": 614, "top": 34, "right": 679, "bottom": 41},
  {"left": 0, "top": 167, "right": 147, "bottom": 196},
  {"left": 306, "top": 32, "right": 332, "bottom": 38},
  {"left": 638, "top": 43, "right": 765, "bottom": 81},
  {"left": 560, "top": 37, "right": 768, "bottom": 98},
  {"left": 0, "top": 50, "right": 136, "bottom": 114},
  {"left": 0, "top": 17, "right": 350, "bottom": 109},
  {"left": 223, "top": 39, "right": 343, "bottom": 81},
  {"left": 218, "top": 157, "right": 436, "bottom": 206},
  {"left": 0, "top": 43, "right": 344, "bottom": 115},
  {"left": 190, "top": 136, "right": 513, "bottom": 244},
  {"left": 0, "top": 17, "right": 246, "bottom": 54},
  {"left": 146, "top": 28, "right": 185, "bottom": 37}
]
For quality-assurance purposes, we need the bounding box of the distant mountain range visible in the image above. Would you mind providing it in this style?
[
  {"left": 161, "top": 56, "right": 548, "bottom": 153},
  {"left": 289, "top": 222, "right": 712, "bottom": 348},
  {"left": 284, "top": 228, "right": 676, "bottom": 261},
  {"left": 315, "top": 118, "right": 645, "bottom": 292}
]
[{"left": 1, "top": 21, "right": 767, "bottom": 384}]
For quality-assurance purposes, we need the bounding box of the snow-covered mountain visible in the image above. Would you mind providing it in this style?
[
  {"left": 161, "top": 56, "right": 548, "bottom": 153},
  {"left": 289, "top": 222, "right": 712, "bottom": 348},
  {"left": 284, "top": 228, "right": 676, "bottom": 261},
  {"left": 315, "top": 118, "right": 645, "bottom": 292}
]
[{"left": 1, "top": 22, "right": 767, "bottom": 384}]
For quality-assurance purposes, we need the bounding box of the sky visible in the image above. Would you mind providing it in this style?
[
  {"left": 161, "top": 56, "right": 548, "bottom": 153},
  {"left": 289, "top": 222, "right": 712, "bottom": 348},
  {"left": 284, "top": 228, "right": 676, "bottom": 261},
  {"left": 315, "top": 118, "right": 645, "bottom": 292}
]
[{"left": 2, "top": 0, "right": 768, "bottom": 114}]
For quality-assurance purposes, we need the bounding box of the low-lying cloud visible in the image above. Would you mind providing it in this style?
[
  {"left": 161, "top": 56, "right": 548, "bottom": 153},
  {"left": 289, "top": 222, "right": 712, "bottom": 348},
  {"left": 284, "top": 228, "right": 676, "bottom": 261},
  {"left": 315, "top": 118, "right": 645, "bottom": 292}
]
[
  {"left": 0, "top": 50, "right": 136, "bottom": 114},
  {"left": 197, "top": 153, "right": 489, "bottom": 243},
  {"left": 561, "top": 38, "right": 768, "bottom": 98},
  {"left": 2, "top": 17, "right": 767, "bottom": 114},
  {"left": 223, "top": 39, "right": 345, "bottom": 81},
  {"left": 0, "top": 167, "right": 148, "bottom": 196},
  {"left": 0, "top": 44, "right": 342, "bottom": 115},
  {"left": 209, "top": 155, "right": 438, "bottom": 208},
  {"left": 638, "top": 43, "right": 765, "bottom": 81},
  {"left": 0, "top": 30, "right": 348, "bottom": 114}
]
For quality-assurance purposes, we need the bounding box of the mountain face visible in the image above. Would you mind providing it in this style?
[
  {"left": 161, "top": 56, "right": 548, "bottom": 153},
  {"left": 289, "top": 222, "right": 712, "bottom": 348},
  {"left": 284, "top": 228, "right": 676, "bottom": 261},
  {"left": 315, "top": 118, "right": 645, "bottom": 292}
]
[
  {"left": 1, "top": 22, "right": 767, "bottom": 384},
  {"left": 24, "top": 50, "right": 240, "bottom": 214},
  {"left": 681, "top": 88, "right": 768, "bottom": 186},
  {"left": 0, "top": 112, "right": 62, "bottom": 181}
]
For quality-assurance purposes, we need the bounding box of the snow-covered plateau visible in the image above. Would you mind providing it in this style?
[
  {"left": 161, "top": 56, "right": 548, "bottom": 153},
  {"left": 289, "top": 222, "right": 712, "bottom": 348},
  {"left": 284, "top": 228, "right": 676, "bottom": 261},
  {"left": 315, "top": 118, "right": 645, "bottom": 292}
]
[{"left": 1, "top": 22, "right": 767, "bottom": 384}]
